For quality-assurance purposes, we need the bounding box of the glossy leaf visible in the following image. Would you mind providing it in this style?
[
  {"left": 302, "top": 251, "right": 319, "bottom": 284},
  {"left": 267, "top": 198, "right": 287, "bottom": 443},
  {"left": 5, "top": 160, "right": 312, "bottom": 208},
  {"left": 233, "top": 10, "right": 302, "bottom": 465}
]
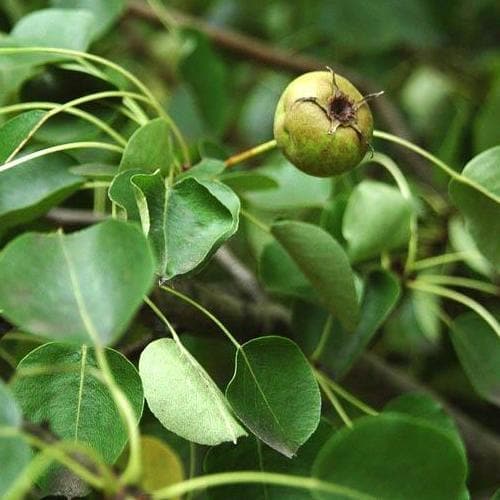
[
  {"left": 226, "top": 336, "right": 321, "bottom": 458},
  {"left": 205, "top": 420, "right": 334, "bottom": 500},
  {"left": 0, "top": 152, "right": 84, "bottom": 230},
  {"left": 0, "top": 110, "right": 45, "bottom": 163},
  {"left": 11, "top": 8, "right": 95, "bottom": 51},
  {"left": 221, "top": 172, "right": 279, "bottom": 193},
  {"left": 449, "top": 312, "right": 500, "bottom": 407},
  {"left": 119, "top": 118, "right": 173, "bottom": 174},
  {"left": 50, "top": 0, "right": 125, "bottom": 40},
  {"left": 313, "top": 413, "right": 467, "bottom": 500},
  {"left": 139, "top": 338, "right": 246, "bottom": 446},
  {"left": 343, "top": 180, "right": 413, "bottom": 263},
  {"left": 272, "top": 221, "right": 359, "bottom": 332},
  {"left": 12, "top": 342, "right": 143, "bottom": 465},
  {"left": 0, "top": 220, "right": 155, "bottom": 345},
  {"left": 0, "top": 380, "right": 31, "bottom": 497},
  {"left": 178, "top": 157, "right": 225, "bottom": 182},
  {"left": 449, "top": 146, "right": 500, "bottom": 268},
  {"left": 132, "top": 172, "right": 239, "bottom": 278}
]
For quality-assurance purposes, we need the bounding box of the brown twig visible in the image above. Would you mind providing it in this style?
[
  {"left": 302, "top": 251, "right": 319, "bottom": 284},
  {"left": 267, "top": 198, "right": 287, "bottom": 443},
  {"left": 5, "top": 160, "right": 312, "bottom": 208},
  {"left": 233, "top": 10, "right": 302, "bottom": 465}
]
[{"left": 127, "top": 1, "right": 433, "bottom": 183}]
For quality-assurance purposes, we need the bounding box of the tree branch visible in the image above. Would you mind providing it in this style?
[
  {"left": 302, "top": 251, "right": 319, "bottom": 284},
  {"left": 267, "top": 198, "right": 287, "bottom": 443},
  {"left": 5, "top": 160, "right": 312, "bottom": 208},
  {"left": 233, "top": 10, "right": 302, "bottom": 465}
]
[{"left": 127, "top": 1, "right": 433, "bottom": 183}]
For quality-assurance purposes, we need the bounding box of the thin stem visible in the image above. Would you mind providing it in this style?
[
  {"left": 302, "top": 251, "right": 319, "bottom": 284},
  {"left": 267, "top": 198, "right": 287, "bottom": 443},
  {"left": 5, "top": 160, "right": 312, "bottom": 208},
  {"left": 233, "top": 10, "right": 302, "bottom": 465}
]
[
  {"left": 0, "top": 428, "right": 106, "bottom": 490},
  {"left": 373, "top": 130, "right": 500, "bottom": 204},
  {"left": 316, "top": 374, "right": 353, "bottom": 428},
  {"left": 367, "top": 153, "right": 418, "bottom": 274},
  {"left": 315, "top": 370, "right": 378, "bottom": 416},
  {"left": 0, "top": 46, "right": 190, "bottom": 166},
  {"left": 151, "top": 471, "right": 373, "bottom": 499},
  {"left": 159, "top": 286, "right": 241, "bottom": 349},
  {"left": 411, "top": 251, "right": 479, "bottom": 271},
  {"left": 240, "top": 209, "right": 271, "bottom": 234},
  {"left": 407, "top": 280, "right": 500, "bottom": 338},
  {"left": 143, "top": 295, "right": 181, "bottom": 343},
  {"left": 418, "top": 275, "right": 499, "bottom": 295},
  {"left": 310, "top": 315, "right": 333, "bottom": 362},
  {"left": 0, "top": 142, "right": 123, "bottom": 174},
  {"left": 93, "top": 187, "right": 107, "bottom": 215},
  {"left": 0, "top": 90, "right": 152, "bottom": 160},
  {"left": 0, "top": 101, "right": 128, "bottom": 147},
  {"left": 225, "top": 139, "right": 277, "bottom": 168}
]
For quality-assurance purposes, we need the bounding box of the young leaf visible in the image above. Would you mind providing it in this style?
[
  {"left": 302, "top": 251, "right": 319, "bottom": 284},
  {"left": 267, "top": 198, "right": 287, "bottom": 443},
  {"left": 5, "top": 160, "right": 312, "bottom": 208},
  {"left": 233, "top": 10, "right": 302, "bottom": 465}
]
[
  {"left": 449, "top": 312, "right": 500, "bottom": 407},
  {"left": 132, "top": 173, "right": 239, "bottom": 278},
  {"left": 119, "top": 118, "right": 173, "bottom": 174},
  {"left": 0, "top": 110, "right": 45, "bottom": 163},
  {"left": 271, "top": 221, "right": 359, "bottom": 332},
  {"left": 0, "top": 380, "right": 31, "bottom": 497},
  {"left": 449, "top": 146, "right": 500, "bottom": 268},
  {"left": 226, "top": 336, "right": 321, "bottom": 458},
  {"left": 11, "top": 8, "right": 95, "bottom": 51},
  {"left": 0, "top": 220, "right": 155, "bottom": 345},
  {"left": 204, "top": 420, "right": 334, "bottom": 500},
  {"left": 313, "top": 413, "right": 467, "bottom": 500},
  {"left": 0, "top": 152, "right": 84, "bottom": 230},
  {"left": 343, "top": 180, "right": 413, "bottom": 263},
  {"left": 122, "top": 435, "right": 184, "bottom": 494},
  {"left": 139, "top": 338, "right": 247, "bottom": 446},
  {"left": 11, "top": 342, "right": 143, "bottom": 462}
]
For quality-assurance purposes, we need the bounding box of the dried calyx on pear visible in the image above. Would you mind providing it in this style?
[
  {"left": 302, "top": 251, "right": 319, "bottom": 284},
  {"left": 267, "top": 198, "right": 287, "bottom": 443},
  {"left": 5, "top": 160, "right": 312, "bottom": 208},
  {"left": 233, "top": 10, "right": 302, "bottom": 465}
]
[{"left": 273, "top": 67, "right": 383, "bottom": 177}]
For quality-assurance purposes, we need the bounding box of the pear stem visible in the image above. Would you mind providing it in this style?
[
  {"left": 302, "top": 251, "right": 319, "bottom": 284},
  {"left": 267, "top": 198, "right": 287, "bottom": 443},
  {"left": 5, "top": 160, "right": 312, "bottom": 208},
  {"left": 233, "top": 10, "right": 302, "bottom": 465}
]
[{"left": 224, "top": 139, "right": 277, "bottom": 167}]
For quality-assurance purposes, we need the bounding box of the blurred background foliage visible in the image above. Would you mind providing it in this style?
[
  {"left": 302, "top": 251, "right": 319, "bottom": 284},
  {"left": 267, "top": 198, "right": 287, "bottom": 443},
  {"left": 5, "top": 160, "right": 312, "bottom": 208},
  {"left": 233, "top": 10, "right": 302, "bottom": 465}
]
[{"left": 0, "top": 0, "right": 499, "bottom": 495}]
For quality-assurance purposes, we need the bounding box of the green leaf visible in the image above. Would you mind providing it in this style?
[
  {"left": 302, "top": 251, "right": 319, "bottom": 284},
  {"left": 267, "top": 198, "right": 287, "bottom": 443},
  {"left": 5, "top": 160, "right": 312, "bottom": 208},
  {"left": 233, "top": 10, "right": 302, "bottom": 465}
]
[
  {"left": 0, "top": 152, "right": 84, "bottom": 230},
  {"left": 272, "top": 221, "right": 359, "bottom": 332},
  {"left": 317, "top": 0, "right": 440, "bottom": 53},
  {"left": 178, "top": 158, "right": 225, "bottom": 182},
  {"left": 108, "top": 168, "right": 143, "bottom": 221},
  {"left": 244, "top": 158, "right": 331, "bottom": 211},
  {"left": 50, "top": 0, "right": 125, "bottom": 40},
  {"left": 326, "top": 269, "right": 400, "bottom": 378},
  {"left": 474, "top": 76, "right": 500, "bottom": 153},
  {"left": 313, "top": 413, "right": 467, "bottom": 500},
  {"left": 448, "top": 216, "right": 493, "bottom": 277},
  {"left": 260, "top": 240, "right": 317, "bottom": 302},
  {"left": 0, "top": 380, "right": 31, "bottom": 497},
  {"left": 343, "top": 180, "right": 413, "bottom": 263},
  {"left": 12, "top": 342, "right": 143, "bottom": 461},
  {"left": 449, "top": 146, "right": 500, "bottom": 269},
  {"left": 226, "top": 336, "right": 321, "bottom": 458},
  {"left": 0, "top": 110, "right": 45, "bottom": 163},
  {"left": 0, "top": 220, "right": 155, "bottom": 345},
  {"left": 180, "top": 29, "right": 228, "bottom": 135},
  {"left": 384, "top": 393, "right": 466, "bottom": 458},
  {"left": 132, "top": 173, "right": 239, "bottom": 278},
  {"left": 119, "top": 118, "right": 173, "bottom": 174},
  {"left": 11, "top": 8, "right": 95, "bottom": 51},
  {"left": 221, "top": 172, "right": 279, "bottom": 193},
  {"left": 139, "top": 338, "right": 246, "bottom": 446},
  {"left": 204, "top": 420, "right": 334, "bottom": 500},
  {"left": 449, "top": 312, "right": 500, "bottom": 407}
]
